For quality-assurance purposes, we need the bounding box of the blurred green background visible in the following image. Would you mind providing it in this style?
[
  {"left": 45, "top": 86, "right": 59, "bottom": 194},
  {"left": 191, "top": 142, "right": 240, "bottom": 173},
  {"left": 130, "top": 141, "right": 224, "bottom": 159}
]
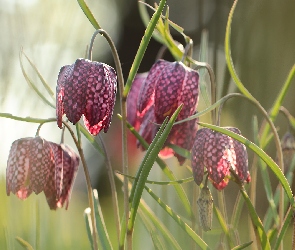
[{"left": 1, "top": 0, "right": 295, "bottom": 249}]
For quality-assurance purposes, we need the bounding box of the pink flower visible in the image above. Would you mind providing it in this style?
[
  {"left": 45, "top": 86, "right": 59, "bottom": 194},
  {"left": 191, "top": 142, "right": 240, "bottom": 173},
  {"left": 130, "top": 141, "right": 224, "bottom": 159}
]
[
  {"left": 56, "top": 58, "right": 117, "bottom": 135},
  {"left": 6, "top": 136, "right": 79, "bottom": 209},
  {"left": 127, "top": 59, "right": 199, "bottom": 165},
  {"left": 191, "top": 127, "right": 251, "bottom": 190}
]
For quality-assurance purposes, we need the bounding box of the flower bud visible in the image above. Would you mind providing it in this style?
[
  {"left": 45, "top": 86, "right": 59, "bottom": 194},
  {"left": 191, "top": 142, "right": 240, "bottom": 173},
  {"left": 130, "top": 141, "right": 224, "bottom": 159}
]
[{"left": 197, "top": 186, "right": 213, "bottom": 231}]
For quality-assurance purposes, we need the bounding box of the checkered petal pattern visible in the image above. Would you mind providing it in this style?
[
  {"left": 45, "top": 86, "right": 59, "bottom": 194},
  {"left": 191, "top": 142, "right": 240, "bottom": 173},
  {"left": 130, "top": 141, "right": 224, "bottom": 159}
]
[
  {"left": 6, "top": 137, "right": 79, "bottom": 210},
  {"left": 56, "top": 58, "right": 117, "bottom": 135},
  {"left": 126, "top": 59, "right": 199, "bottom": 165},
  {"left": 191, "top": 127, "right": 250, "bottom": 190},
  {"left": 6, "top": 137, "right": 54, "bottom": 199}
]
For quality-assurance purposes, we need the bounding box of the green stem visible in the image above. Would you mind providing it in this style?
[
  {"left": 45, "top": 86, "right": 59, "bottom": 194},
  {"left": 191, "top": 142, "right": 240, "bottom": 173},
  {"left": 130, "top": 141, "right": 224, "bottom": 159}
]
[
  {"left": 62, "top": 121, "right": 98, "bottom": 250},
  {"left": 98, "top": 135, "right": 121, "bottom": 242},
  {"left": 123, "top": 0, "right": 167, "bottom": 98},
  {"left": 89, "top": 29, "right": 128, "bottom": 248}
]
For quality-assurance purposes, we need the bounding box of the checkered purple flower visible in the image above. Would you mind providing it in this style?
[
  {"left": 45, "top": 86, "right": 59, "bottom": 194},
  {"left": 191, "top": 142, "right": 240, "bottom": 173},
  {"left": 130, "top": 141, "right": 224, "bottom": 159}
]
[
  {"left": 56, "top": 58, "right": 117, "bottom": 136},
  {"left": 6, "top": 136, "right": 79, "bottom": 210},
  {"left": 191, "top": 127, "right": 251, "bottom": 190},
  {"left": 127, "top": 59, "right": 199, "bottom": 165}
]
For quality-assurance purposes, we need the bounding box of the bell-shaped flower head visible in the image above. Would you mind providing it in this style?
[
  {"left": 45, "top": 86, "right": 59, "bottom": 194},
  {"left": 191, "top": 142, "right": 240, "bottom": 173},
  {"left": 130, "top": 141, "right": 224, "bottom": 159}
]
[
  {"left": 56, "top": 58, "right": 117, "bottom": 135},
  {"left": 6, "top": 137, "right": 80, "bottom": 210},
  {"left": 191, "top": 127, "right": 250, "bottom": 190},
  {"left": 127, "top": 59, "right": 199, "bottom": 165}
]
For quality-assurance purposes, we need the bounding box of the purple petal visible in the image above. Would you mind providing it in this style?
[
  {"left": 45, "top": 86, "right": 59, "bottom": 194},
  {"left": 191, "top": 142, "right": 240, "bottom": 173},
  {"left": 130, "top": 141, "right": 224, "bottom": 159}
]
[
  {"left": 138, "top": 60, "right": 170, "bottom": 114},
  {"left": 191, "top": 128, "right": 211, "bottom": 185},
  {"left": 177, "top": 64, "right": 199, "bottom": 120},
  {"left": 63, "top": 58, "right": 89, "bottom": 124},
  {"left": 127, "top": 72, "right": 148, "bottom": 129},
  {"left": 154, "top": 62, "right": 185, "bottom": 123}
]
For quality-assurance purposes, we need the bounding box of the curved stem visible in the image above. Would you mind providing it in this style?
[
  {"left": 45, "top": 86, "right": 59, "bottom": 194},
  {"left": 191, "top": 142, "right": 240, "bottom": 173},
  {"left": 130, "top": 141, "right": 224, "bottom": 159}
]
[
  {"left": 89, "top": 29, "right": 128, "bottom": 247},
  {"left": 62, "top": 121, "right": 98, "bottom": 249},
  {"left": 190, "top": 60, "right": 216, "bottom": 124},
  {"left": 98, "top": 135, "right": 121, "bottom": 242}
]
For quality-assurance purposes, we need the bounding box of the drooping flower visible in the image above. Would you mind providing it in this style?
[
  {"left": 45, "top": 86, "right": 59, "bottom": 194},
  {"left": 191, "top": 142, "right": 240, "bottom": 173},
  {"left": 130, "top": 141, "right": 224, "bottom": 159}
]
[
  {"left": 127, "top": 59, "right": 199, "bottom": 164},
  {"left": 191, "top": 127, "right": 251, "bottom": 190},
  {"left": 6, "top": 136, "right": 79, "bottom": 210},
  {"left": 56, "top": 58, "right": 117, "bottom": 136}
]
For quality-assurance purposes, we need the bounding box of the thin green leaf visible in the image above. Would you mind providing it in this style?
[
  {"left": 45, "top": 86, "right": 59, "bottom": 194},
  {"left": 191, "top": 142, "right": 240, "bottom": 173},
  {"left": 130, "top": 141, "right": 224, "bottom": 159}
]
[
  {"left": 167, "top": 143, "right": 191, "bottom": 160},
  {"left": 21, "top": 49, "right": 55, "bottom": 100},
  {"left": 260, "top": 64, "right": 295, "bottom": 147},
  {"left": 77, "top": 0, "right": 100, "bottom": 29},
  {"left": 139, "top": 203, "right": 182, "bottom": 250},
  {"left": 116, "top": 173, "right": 182, "bottom": 250},
  {"left": 123, "top": 0, "right": 167, "bottom": 98},
  {"left": 198, "top": 122, "right": 294, "bottom": 205},
  {"left": 116, "top": 171, "right": 193, "bottom": 185},
  {"left": 231, "top": 241, "right": 253, "bottom": 250},
  {"left": 128, "top": 105, "right": 182, "bottom": 232},
  {"left": 264, "top": 153, "right": 295, "bottom": 230},
  {"left": 239, "top": 187, "right": 271, "bottom": 249},
  {"left": 119, "top": 114, "right": 192, "bottom": 217},
  {"left": 144, "top": 185, "right": 210, "bottom": 249},
  {"left": 92, "top": 190, "right": 113, "bottom": 250},
  {"left": 274, "top": 205, "right": 293, "bottom": 250},
  {"left": 199, "top": 29, "right": 211, "bottom": 107},
  {"left": 225, "top": 0, "right": 254, "bottom": 100},
  {"left": 214, "top": 206, "right": 234, "bottom": 248},
  {"left": 19, "top": 51, "right": 55, "bottom": 108},
  {"left": 84, "top": 209, "right": 94, "bottom": 250},
  {"left": 15, "top": 237, "right": 34, "bottom": 250},
  {"left": 150, "top": 230, "right": 167, "bottom": 250},
  {"left": 78, "top": 123, "right": 105, "bottom": 156}
]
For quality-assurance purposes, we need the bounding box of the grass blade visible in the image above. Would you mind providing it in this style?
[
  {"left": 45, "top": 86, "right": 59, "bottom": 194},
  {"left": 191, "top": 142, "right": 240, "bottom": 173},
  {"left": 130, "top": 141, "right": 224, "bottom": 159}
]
[
  {"left": 144, "top": 185, "right": 210, "bottom": 249},
  {"left": 15, "top": 237, "right": 34, "bottom": 250},
  {"left": 239, "top": 187, "right": 271, "bottom": 249},
  {"left": 77, "top": 0, "right": 100, "bottom": 29},
  {"left": 19, "top": 51, "right": 55, "bottom": 108},
  {"left": 128, "top": 105, "right": 182, "bottom": 233},
  {"left": 92, "top": 190, "right": 113, "bottom": 250},
  {"left": 119, "top": 114, "right": 192, "bottom": 217}
]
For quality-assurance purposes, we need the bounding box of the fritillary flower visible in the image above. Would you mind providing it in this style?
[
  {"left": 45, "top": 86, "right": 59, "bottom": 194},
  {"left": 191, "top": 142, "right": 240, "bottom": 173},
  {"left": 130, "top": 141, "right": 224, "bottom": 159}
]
[
  {"left": 191, "top": 127, "right": 251, "bottom": 190},
  {"left": 6, "top": 136, "right": 79, "bottom": 210},
  {"left": 56, "top": 58, "right": 117, "bottom": 136},
  {"left": 127, "top": 59, "right": 199, "bottom": 164}
]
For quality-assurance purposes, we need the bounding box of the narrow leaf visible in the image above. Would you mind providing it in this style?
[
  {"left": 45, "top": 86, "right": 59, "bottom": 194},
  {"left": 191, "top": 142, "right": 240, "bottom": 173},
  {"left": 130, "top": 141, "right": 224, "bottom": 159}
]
[
  {"left": 21, "top": 49, "right": 55, "bottom": 100},
  {"left": 119, "top": 114, "right": 192, "bottom": 217},
  {"left": 92, "top": 190, "right": 113, "bottom": 250},
  {"left": 128, "top": 105, "right": 182, "bottom": 232},
  {"left": 240, "top": 187, "right": 271, "bottom": 249},
  {"left": 19, "top": 51, "right": 55, "bottom": 108},
  {"left": 15, "top": 237, "right": 34, "bottom": 250},
  {"left": 231, "top": 241, "right": 253, "bottom": 250},
  {"left": 77, "top": 0, "right": 100, "bottom": 29},
  {"left": 123, "top": 0, "right": 167, "bottom": 97},
  {"left": 144, "top": 185, "right": 210, "bottom": 249}
]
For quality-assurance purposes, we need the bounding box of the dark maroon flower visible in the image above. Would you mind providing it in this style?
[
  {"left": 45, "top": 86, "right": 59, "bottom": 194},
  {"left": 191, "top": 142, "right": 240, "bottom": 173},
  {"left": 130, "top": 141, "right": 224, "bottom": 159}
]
[
  {"left": 56, "top": 58, "right": 117, "bottom": 136},
  {"left": 191, "top": 127, "right": 251, "bottom": 190},
  {"left": 6, "top": 136, "right": 79, "bottom": 210},
  {"left": 127, "top": 59, "right": 199, "bottom": 165}
]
